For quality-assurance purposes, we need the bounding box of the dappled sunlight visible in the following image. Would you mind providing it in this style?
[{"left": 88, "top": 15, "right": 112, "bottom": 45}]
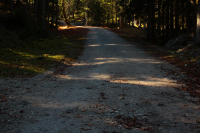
[
  {"left": 58, "top": 26, "right": 69, "bottom": 30},
  {"left": 93, "top": 58, "right": 119, "bottom": 65},
  {"left": 88, "top": 73, "right": 110, "bottom": 79},
  {"left": 72, "top": 58, "right": 119, "bottom": 66},
  {"left": 127, "top": 58, "right": 161, "bottom": 64},
  {"left": 59, "top": 73, "right": 110, "bottom": 80},
  {"left": 105, "top": 44, "right": 118, "bottom": 46},
  {"left": 88, "top": 44, "right": 100, "bottom": 47},
  {"left": 0, "top": 60, "right": 9, "bottom": 65},
  {"left": 10, "top": 49, "right": 36, "bottom": 59},
  {"left": 109, "top": 76, "right": 177, "bottom": 87},
  {"left": 58, "top": 26, "right": 85, "bottom": 30},
  {"left": 58, "top": 71, "right": 177, "bottom": 88},
  {"left": 0, "top": 58, "right": 45, "bottom": 73},
  {"left": 57, "top": 55, "right": 175, "bottom": 88},
  {"left": 95, "top": 57, "right": 119, "bottom": 61},
  {"left": 94, "top": 56, "right": 161, "bottom": 65},
  {"left": 72, "top": 57, "right": 161, "bottom": 67},
  {"left": 89, "top": 73, "right": 177, "bottom": 87},
  {"left": 43, "top": 54, "right": 65, "bottom": 60}
]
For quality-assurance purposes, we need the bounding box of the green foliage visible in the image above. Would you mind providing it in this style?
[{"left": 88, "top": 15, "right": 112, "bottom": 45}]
[
  {"left": 88, "top": 0, "right": 105, "bottom": 26},
  {"left": 67, "top": 0, "right": 117, "bottom": 26}
]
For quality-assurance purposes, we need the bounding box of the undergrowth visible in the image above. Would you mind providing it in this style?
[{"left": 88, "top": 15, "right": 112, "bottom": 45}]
[{"left": 0, "top": 27, "right": 88, "bottom": 78}]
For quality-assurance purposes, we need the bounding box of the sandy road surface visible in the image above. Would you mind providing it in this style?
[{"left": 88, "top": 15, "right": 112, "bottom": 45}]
[{"left": 1, "top": 27, "right": 200, "bottom": 133}]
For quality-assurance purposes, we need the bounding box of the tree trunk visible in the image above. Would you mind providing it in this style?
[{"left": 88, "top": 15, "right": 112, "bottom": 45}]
[
  {"left": 181, "top": 1, "right": 185, "bottom": 31},
  {"left": 139, "top": 16, "right": 141, "bottom": 27},
  {"left": 186, "top": 1, "right": 191, "bottom": 34},
  {"left": 112, "top": 1, "right": 114, "bottom": 24},
  {"left": 29, "top": 0, "right": 31, "bottom": 9},
  {"left": 195, "top": 0, "right": 200, "bottom": 44},
  {"left": 147, "top": 0, "right": 155, "bottom": 42},
  {"left": 175, "top": 0, "right": 180, "bottom": 35},
  {"left": 10, "top": 0, "right": 13, "bottom": 12},
  {"left": 134, "top": 15, "right": 137, "bottom": 26},
  {"left": 143, "top": 15, "right": 146, "bottom": 29},
  {"left": 42, "top": 0, "right": 46, "bottom": 31},
  {"left": 38, "top": 0, "right": 42, "bottom": 27},
  {"left": 162, "top": 0, "right": 165, "bottom": 40},
  {"left": 170, "top": 0, "right": 174, "bottom": 38},
  {"left": 51, "top": 0, "right": 55, "bottom": 28},
  {"left": 85, "top": 2, "right": 88, "bottom": 26},
  {"left": 191, "top": 0, "right": 197, "bottom": 37},
  {"left": 166, "top": 0, "right": 170, "bottom": 40},
  {"left": 62, "top": 0, "right": 68, "bottom": 26},
  {"left": 34, "top": 0, "right": 37, "bottom": 27},
  {"left": 116, "top": 3, "right": 118, "bottom": 25},
  {"left": 47, "top": 0, "right": 50, "bottom": 25},
  {"left": 157, "top": 0, "right": 161, "bottom": 36},
  {"left": 132, "top": 14, "right": 134, "bottom": 26},
  {"left": 119, "top": 6, "right": 122, "bottom": 29},
  {"left": 56, "top": 0, "right": 58, "bottom": 28},
  {"left": 26, "top": 0, "right": 29, "bottom": 7}
]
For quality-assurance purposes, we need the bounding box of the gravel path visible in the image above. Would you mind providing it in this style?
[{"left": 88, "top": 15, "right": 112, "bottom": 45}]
[{"left": 1, "top": 27, "right": 200, "bottom": 133}]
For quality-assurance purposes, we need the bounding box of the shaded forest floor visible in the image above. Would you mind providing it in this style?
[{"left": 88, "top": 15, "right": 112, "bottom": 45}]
[
  {"left": 109, "top": 27, "right": 200, "bottom": 102},
  {"left": 0, "top": 26, "right": 88, "bottom": 78}
]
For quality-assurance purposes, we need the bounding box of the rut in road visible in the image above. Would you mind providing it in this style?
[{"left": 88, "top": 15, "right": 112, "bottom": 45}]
[{"left": 2, "top": 27, "right": 200, "bottom": 133}]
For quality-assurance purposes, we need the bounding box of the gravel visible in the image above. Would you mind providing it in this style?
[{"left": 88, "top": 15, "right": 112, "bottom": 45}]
[{"left": 1, "top": 27, "right": 200, "bottom": 133}]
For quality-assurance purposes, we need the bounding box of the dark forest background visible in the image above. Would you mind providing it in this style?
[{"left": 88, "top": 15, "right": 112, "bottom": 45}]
[{"left": 1, "top": 0, "right": 200, "bottom": 44}]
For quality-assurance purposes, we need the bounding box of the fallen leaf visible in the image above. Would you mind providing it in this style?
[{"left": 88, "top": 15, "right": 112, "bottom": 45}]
[{"left": 88, "top": 124, "right": 92, "bottom": 126}]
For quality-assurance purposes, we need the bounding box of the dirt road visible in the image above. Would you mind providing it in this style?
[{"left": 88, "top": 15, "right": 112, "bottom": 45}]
[{"left": 1, "top": 27, "right": 200, "bottom": 133}]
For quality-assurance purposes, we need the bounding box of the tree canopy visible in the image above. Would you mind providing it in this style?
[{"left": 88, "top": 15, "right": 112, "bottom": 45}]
[{"left": 0, "top": 0, "right": 200, "bottom": 44}]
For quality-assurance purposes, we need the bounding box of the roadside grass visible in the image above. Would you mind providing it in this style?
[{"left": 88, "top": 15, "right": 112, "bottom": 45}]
[{"left": 0, "top": 27, "right": 88, "bottom": 78}]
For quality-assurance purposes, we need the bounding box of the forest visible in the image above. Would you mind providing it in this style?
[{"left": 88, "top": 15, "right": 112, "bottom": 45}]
[
  {"left": 0, "top": 0, "right": 200, "bottom": 43},
  {"left": 0, "top": 0, "right": 200, "bottom": 78},
  {"left": 1, "top": 1, "right": 200, "bottom": 132}
]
